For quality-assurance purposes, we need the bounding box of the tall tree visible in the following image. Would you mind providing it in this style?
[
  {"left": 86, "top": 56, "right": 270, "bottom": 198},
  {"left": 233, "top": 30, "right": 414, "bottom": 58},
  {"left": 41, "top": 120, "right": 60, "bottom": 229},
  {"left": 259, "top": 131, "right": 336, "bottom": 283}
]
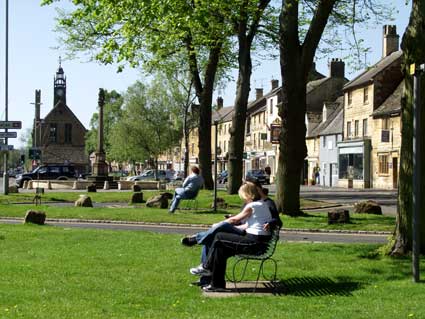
[
  {"left": 391, "top": 0, "right": 425, "bottom": 255},
  {"left": 41, "top": 0, "right": 234, "bottom": 189},
  {"left": 276, "top": 0, "right": 392, "bottom": 215},
  {"left": 109, "top": 78, "right": 182, "bottom": 171}
]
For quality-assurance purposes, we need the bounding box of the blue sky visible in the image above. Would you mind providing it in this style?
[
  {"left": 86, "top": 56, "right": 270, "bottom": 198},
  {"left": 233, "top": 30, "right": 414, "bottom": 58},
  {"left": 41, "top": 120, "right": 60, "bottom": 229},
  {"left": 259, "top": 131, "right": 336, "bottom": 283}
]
[{"left": 0, "top": 1, "right": 411, "bottom": 149}]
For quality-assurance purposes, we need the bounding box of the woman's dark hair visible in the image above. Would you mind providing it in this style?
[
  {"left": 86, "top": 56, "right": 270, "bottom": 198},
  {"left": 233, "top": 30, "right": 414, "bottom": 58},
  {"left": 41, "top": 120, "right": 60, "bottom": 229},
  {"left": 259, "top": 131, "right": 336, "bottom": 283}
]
[{"left": 191, "top": 166, "right": 200, "bottom": 175}]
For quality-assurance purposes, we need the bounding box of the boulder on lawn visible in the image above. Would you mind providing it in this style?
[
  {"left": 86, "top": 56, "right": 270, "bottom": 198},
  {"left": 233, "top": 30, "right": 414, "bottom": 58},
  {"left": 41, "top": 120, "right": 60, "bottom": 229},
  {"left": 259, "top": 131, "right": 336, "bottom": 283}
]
[
  {"left": 131, "top": 192, "right": 144, "bottom": 204},
  {"left": 328, "top": 209, "right": 350, "bottom": 224},
  {"left": 353, "top": 200, "right": 382, "bottom": 215},
  {"left": 75, "top": 195, "right": 93, "bottom": 207},
  {"left": 24, "top": 210, "right": 46, "bottom": 225},
  {"left": 146, "top": 194, "right": 169, "bottom": 209},
  {"left": 86, "top": 183, "right": 97, "bottom": 192}
]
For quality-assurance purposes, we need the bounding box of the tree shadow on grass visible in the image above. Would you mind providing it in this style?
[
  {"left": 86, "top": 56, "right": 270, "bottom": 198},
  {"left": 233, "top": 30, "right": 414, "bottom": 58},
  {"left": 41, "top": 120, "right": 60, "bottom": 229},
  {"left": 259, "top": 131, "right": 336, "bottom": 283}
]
[{"left": 223, "top": 277, "right": 362, "bottom": 296}]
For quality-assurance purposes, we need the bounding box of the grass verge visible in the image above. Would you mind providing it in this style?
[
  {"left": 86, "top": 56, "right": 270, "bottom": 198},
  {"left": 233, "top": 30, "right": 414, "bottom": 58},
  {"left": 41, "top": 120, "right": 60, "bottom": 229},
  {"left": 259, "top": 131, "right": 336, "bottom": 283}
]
[
  {"left": 0, "top": 190, "right": 395, "bottom": 232},
  {"left": 0, "top": 224, "right": 423, "bottom": 318}
]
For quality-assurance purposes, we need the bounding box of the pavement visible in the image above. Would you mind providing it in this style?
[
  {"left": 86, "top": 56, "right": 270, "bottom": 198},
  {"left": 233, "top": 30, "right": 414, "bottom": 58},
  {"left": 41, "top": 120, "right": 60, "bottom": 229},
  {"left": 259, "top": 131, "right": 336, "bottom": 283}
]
[{"left": 0, "top": 217, "right": 390, "bottom": 244}]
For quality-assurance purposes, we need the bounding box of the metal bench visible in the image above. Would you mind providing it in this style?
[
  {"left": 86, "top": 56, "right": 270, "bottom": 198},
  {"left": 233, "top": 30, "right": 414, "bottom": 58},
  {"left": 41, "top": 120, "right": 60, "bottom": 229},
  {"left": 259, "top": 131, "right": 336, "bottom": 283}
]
[{"left": 227, "top": 226, "right": 281, "bottom": 291}]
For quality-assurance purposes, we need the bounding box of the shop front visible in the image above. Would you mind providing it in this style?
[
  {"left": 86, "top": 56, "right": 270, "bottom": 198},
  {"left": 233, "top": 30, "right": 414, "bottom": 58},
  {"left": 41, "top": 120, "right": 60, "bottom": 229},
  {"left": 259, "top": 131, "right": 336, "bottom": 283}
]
[{"left": 337, "top": 139, "right": 371, "bottom": 188}]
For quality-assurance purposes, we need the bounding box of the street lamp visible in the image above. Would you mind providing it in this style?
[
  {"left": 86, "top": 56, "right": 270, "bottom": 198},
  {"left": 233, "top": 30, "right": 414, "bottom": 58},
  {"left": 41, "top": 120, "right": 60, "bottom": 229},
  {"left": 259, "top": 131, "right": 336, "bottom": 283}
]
[
  {"left": 3, "top": 0, "right": 9, "bottom": 195},
  {"left": 411, "top": 63, "right": 424, "bottom": 283}
]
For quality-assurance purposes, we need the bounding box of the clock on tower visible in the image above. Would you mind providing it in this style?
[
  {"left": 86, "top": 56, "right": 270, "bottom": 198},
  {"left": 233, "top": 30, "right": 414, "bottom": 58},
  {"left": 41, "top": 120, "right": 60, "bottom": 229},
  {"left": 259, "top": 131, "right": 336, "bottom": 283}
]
[{"left": 53, "top": 57, "right": 67, "bottom": 106}]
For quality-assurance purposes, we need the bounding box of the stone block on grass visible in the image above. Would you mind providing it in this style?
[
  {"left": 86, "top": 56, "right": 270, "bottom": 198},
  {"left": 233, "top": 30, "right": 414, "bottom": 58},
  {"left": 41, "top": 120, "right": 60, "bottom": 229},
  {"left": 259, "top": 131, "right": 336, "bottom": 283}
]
[
  {"left": 132, "top": 184, "right": 142, "bottom": 192},
  {"left": 87, "top": 183, "right": 97, "bottom": 192},
  {"left": 24, "top": 210, "right": 46, "bottom": 225},
  {"left": 131, "top": 192, "right": 144, "bottom": 204},
  {"left": 328, "top": 209, "right": 350, "bottom": 224}
]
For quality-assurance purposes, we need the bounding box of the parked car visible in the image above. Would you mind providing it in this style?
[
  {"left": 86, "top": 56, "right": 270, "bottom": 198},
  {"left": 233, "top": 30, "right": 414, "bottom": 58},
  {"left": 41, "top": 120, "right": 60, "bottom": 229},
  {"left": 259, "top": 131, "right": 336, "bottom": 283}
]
[
  {"left": 173, "top": 170, "right": 185, "bottom": 181},
  {"left": 246, "top": 169, "right": 269, "bottom": 185},
  {"left": 127, "top": 169, "right": 170, "bottom": 181},
  {"left": 15, "top": 164, "right": 77, "bottom": 188},
  {"left": 217, "top": 170, "right": 228, "bottom": 184}
]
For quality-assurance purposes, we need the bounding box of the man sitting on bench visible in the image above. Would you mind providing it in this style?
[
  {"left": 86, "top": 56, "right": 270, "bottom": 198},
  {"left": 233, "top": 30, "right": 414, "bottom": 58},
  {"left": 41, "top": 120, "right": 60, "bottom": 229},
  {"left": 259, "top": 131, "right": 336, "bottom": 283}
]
[{"left": 169, "top": 166, "right": 203, "bottom": 213}]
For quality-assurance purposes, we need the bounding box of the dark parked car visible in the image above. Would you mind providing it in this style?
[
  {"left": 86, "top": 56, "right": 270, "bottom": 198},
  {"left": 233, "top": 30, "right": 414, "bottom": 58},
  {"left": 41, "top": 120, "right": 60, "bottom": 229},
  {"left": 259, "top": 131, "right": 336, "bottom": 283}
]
[
  {"left": 217, "top": 170, "right": 228, "bottom": 184},
  {"left": 246, "top": 169, "right": 269, "bottom": 185},
  {"left": 15, "top": 164, "right": 77, "bottom": 188}
]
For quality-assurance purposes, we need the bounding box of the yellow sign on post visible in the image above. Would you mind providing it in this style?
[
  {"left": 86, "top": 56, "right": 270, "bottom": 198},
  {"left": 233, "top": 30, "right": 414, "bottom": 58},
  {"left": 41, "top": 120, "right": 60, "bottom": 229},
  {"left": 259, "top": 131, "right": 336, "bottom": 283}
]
[{"left": 410, "top": 64, "right": 416, "bottom": 75}]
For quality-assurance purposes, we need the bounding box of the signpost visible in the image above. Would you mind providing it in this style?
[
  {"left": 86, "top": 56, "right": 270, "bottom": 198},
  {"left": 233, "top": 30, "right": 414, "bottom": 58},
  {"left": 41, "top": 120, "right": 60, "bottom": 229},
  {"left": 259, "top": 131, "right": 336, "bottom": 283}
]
[
  {"left": 0, "top": 145, "right": 13, "bottom": 151},
  {"left": 0, "top": 131, "right": 17, "bottom": 138},
  {"left": 0, "top": 121, "right": 21, "bottom": 129}
]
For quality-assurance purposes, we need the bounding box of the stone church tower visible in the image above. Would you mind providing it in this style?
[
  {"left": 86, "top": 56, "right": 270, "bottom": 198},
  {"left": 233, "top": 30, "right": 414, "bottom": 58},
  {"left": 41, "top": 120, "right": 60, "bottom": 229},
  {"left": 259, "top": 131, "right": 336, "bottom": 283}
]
[{"left": 34, "top": 60, "right": 89, "bottom": 173}]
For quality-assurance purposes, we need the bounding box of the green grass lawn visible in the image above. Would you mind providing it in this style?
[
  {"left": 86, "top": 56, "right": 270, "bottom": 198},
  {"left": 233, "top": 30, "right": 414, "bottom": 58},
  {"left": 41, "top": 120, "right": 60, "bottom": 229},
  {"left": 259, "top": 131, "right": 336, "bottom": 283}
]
[
  {"left": 0, "top": 224, "right": 423, "bottom": 318},
  {"left": 0, "top": 190, "right": 396, "bottom": 232}
]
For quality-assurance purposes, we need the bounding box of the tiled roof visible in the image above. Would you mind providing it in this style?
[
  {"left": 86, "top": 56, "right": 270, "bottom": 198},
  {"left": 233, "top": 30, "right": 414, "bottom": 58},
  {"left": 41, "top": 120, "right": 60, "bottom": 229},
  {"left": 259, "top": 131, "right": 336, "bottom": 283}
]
[
  {"left": 344, "top": 51, "right": 403, "bottom": 90},
  {"left": 310, "top": 96, "right": 344, "bottom": 137},
  {"left": 212, "top": 106, "right": 234, "bottom": 123},
  {"left": 372, "top": 81, "right": 403, "bottom": 117}
]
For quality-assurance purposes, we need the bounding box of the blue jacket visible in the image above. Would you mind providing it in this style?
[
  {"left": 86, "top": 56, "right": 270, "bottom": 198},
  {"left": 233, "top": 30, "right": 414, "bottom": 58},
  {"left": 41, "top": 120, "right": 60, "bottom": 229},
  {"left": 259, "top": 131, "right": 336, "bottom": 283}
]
[{"left": 182, "top": 173, "right": 204, "bottom": 196}]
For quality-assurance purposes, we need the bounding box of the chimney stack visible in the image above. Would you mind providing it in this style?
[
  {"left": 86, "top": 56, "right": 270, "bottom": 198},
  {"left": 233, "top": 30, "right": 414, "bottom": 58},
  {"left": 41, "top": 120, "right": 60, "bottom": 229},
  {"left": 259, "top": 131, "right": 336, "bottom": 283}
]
[
  {"left": 255, "top": 88, "right": 263, "bottom": 100},
  {"left": 382, "top": 25, "right": 399, "bottom": 57},
  {"left": 329, "top": 58, "right": 345, "bottom": 78},
  {"left": 216, "top": 96, "right": 223, "bottom": 109},
  {"left": 271, "top": 79, "right": 279, "bottom": 90}
]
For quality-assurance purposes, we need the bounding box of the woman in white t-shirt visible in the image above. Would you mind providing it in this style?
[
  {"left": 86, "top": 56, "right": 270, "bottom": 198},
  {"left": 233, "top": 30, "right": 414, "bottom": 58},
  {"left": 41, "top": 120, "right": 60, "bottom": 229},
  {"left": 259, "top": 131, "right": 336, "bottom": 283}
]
[{"left": 189, "top": 183, "right": 272, "bottom": 292}]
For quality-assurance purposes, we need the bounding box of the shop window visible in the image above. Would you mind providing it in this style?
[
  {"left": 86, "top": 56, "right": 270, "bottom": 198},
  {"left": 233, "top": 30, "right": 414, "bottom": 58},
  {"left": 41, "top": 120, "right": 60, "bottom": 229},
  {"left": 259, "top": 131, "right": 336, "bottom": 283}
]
[{"left": 339, "top": 153, "right": 363, "bottom": 179}]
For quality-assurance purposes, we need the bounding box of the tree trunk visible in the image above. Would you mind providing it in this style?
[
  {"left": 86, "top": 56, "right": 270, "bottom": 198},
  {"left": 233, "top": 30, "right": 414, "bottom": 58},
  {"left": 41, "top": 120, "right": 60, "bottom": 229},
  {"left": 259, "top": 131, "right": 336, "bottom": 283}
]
[
  {"left": 391, "top": 0, "right": 425, "bottom": 255},
  {"left": 186, "top": 37, "right": 222, "bottom": 190},
  {"left": 227, "top": 34, "right": 252, "bottom": 194},
  {"left": 198, "top": 87, "right": 214, "bottom": 189},
  {"left": 277, "top": 0, "right": 335, "bottom": 215},
  {"left": 227, "top": 0, "right": 270, "bottom": 194},
  {"left": 276, "top": 63, "right": 307, "bottom": 215}
]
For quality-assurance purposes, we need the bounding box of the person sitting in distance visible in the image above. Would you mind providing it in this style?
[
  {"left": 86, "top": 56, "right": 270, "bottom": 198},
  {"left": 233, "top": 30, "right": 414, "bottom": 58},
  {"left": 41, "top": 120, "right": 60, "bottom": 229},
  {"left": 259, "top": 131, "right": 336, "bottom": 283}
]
[{"left": 169, "top": 166, "right": 203, "bottom": 213}]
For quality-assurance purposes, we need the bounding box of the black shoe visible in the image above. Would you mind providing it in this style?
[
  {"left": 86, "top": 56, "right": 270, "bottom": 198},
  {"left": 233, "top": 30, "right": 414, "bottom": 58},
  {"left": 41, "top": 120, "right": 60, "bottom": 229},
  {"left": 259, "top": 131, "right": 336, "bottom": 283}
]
[
  {"left": 181, "top": 236, "right": 197, "bottom": 247},
  {"left": 202, "top": 284, "right": 227, "bottom": 292}
]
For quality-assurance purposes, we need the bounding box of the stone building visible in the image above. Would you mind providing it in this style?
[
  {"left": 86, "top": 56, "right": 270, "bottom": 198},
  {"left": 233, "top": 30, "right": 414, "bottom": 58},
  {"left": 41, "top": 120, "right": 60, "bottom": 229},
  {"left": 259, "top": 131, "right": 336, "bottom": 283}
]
[
  {"left": 33, "top": 62, "right": 89, "bottom": 173},
  {"left": 304, "top": 58, "right": 348, "bottom": 184},
  {"left": 338, "top": 25, "right": 402, "bottom": 188},
  {"left": 371, "top": 82, "right": 402, "bottom": 189}
]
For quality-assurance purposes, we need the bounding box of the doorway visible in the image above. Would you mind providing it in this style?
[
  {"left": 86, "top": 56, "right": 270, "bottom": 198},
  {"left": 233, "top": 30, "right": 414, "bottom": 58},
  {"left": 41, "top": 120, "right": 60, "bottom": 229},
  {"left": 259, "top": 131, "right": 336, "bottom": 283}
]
[{"left": 392, "top": 157, "right": 398, "bottom": 189}]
